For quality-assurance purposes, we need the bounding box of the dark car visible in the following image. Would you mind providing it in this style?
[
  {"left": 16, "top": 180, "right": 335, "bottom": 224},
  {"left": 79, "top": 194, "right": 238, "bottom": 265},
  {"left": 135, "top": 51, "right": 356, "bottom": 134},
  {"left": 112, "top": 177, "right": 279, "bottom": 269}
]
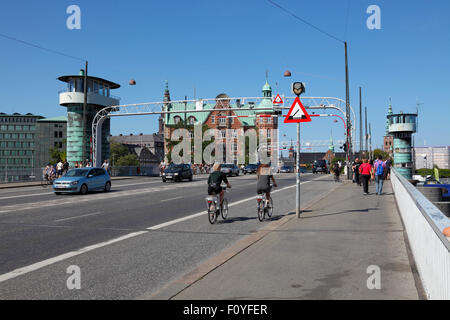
[
  {"left": 312, "top": 160, "right": 329, "bottom": 174},
  {"left": 221, "top": 163, "right": 240, "bottom": 176},
  {"left": 243, "top": 164, "right": 258, "bottom": 174},
  {"left": 162, "top": 164, "right": 193, "bottom": 182},
  {"left": 280, "top": 166, "right": 293, "bottom": 173}
]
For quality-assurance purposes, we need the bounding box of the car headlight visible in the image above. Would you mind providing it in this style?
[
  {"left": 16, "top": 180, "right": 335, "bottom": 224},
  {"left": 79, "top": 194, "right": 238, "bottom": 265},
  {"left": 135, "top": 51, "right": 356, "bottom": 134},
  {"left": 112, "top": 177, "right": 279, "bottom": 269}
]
[
  {"left": 174, "top": 173, "right": 179, "bottom": 175},
  {"left": 162, "top": 173, "right": 166, "bottom": 175},
  {"left": 71, "top": 181, "right": 79, "bottom": 185}
]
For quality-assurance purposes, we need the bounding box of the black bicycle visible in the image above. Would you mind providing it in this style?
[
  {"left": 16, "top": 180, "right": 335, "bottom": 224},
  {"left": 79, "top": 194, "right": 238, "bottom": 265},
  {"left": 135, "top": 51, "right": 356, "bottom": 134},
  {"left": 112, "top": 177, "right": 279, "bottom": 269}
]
[{"left": 41, "top": 174, "right": 55, "bottom": 188}]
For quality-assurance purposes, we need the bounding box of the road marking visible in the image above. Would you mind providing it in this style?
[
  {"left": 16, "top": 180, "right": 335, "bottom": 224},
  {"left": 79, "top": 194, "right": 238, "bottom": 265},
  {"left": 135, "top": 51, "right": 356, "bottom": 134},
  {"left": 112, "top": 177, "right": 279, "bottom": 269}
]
[
  {"left": 0, "top": 231, "right": 147, "bottom": 283},
  {"left": 160, "top": 196, "right": 183, "bottom": 202},
  {"left": 53, "top": 211, "right": 103, "bottom": 223},
  {"left": 0, "top": 174, "right": 322, "bottom": 283}
]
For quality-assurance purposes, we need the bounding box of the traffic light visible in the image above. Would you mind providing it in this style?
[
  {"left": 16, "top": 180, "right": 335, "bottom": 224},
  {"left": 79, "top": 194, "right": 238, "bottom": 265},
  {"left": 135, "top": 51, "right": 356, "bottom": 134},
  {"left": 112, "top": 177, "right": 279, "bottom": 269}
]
[{"left": 274, "top": 108, "right": 282, "bottom": 116}]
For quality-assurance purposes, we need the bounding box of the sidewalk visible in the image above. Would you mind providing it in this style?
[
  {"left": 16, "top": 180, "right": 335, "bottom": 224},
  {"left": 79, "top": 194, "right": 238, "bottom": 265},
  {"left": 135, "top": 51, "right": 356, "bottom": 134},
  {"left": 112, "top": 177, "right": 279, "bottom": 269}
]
[{"left": 164, "top": 180, "right": 423, "bottom": 300}]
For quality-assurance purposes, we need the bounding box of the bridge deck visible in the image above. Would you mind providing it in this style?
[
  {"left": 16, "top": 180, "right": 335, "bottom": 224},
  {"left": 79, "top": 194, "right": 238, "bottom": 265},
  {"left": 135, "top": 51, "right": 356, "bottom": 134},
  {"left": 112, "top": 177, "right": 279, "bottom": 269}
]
[{"left": 171, "top": 180, "right": 423, "bottom": 300}]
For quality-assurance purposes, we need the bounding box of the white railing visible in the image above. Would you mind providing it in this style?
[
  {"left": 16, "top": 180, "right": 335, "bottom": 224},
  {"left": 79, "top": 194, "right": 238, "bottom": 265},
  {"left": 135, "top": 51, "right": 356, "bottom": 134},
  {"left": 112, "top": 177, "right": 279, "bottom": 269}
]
[{"left": 391, "top": 169, "right": 450, "bottom": 299}]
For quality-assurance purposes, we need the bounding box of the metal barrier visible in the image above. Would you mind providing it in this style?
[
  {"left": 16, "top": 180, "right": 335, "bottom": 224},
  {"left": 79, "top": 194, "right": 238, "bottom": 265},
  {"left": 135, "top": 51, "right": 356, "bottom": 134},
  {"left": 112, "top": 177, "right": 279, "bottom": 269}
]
[
  {"left": 391, "top": 168, "right": 450, "bottom": 299},
  {"left": 110, "top": 165, "right": 159, "bottom": 177}
]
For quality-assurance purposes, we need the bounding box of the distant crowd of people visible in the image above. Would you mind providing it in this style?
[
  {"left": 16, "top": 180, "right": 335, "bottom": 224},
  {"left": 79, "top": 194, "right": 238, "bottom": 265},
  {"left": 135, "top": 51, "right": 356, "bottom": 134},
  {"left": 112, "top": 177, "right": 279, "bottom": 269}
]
[
  {"left": 42, "top": 159, "right": 111, "bottom": 182},
  {"left": 352, "top": 156, "right": 392, "bottom": 195}
]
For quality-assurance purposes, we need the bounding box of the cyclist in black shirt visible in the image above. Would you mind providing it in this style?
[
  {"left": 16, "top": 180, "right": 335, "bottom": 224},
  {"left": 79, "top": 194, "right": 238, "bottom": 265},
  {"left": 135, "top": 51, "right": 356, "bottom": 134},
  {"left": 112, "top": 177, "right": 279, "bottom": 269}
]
[{"left": 207, "top": 163, "right": 231, "bottom": 207}]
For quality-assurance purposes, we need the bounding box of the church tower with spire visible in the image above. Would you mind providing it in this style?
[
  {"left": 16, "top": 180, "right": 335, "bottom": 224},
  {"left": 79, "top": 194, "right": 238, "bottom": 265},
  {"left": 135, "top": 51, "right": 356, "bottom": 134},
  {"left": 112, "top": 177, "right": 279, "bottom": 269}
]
[{"left": 383, "top": 98, "right": 394, "bottom": 156}]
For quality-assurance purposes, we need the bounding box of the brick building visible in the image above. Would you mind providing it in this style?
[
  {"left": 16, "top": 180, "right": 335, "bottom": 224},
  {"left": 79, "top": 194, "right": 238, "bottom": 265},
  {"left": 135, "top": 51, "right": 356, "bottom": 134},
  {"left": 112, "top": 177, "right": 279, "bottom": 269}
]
[{"left": 162, "top": 80, "right": 278, "bottom": 164}]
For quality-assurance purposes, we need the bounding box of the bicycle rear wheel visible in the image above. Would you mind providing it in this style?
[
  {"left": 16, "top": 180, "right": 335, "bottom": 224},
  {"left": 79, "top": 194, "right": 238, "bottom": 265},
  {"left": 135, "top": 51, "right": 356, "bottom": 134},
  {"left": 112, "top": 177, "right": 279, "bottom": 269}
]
[
  {"left": 221, "top": 198, "right": 228, "bottom": 220},
  {"left": 257, "top": 202, "right": 265, "bottom": 221},
  {"left": 267, "top": 198, "right": 273, "bottom": 218},
  {"left": 208, "top": 203, "right": 217, "bottom": 224}
]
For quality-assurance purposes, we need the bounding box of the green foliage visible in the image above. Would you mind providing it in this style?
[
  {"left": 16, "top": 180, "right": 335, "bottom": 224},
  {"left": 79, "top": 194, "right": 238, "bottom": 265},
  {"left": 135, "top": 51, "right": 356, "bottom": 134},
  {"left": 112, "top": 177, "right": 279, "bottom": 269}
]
[
  {"left": 415, "top": 168, "right": 450, "bottom": 178},
  {"left": 110, "top": 142, "right": 129, "bottom": 159},
  {"left": 372, "top": 149, "right": 390, "bottom": 160},
  {"left": 49, "top": 147, "right": 66, "bottom": 165},
  {"left": 115, "top": 154, "right": 139, "bottom": 166}
]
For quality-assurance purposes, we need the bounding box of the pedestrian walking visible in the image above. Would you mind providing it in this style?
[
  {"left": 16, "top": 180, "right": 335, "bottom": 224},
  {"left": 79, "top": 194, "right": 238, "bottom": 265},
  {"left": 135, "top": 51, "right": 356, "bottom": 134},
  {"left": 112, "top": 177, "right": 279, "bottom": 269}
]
[
  {"left": 352, "top": 158, "right": 361, "bottom": 186},
  {"left": 384, "top": 158, "right": 392, "bottom": 180},
  {"left": 56, "top": 160, "right": 64, "bottom": 178},
  {"left": 359, "top": 159, "right": 372, "bottom": 195},
  {"left": 373, "top": 156, "right": 386, "bottom": 195},
  {"left": 333, "top": 161, "right": 341, "bottom": 182},
  {"left": 101, "top": 160, "right": 110, "bottom": 173},
  {"left": 63, "top": 159, "right": 69, "bottom": 175}
]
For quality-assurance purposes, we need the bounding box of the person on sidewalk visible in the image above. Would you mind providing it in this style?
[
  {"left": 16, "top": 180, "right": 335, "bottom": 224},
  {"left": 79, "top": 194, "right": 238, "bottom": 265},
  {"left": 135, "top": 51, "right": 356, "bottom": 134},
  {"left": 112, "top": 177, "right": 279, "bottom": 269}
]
[
  {"left": 373, "top": 156, "right": 386, "bottom": 195},
  {"left": 359, "top": 159, "right": 372, "bottom": 195},
  {"left": 384, "top": 158, "right": 392, "bottom": 180},
  {"left": 333, "top": 161, "right": 341, "bottom": 182},
  {"left": 352, "top": 158, "right": 361, "bottom": 186}
]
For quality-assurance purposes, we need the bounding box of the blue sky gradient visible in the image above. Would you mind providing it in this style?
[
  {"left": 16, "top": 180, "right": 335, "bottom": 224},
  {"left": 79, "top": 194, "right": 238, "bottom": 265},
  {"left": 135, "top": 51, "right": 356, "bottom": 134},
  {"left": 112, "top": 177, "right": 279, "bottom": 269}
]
[{"left": 1, "top": 0, "right": 449, "bottom": 151}]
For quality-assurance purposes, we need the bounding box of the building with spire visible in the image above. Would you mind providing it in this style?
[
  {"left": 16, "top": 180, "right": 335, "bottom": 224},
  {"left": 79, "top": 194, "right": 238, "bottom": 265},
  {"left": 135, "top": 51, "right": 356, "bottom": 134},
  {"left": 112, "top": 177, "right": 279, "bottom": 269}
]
[
  {"left": 383, "top": 99, "right": 394, "bottom": 156},
  {"left": 162, "top": 79, "right": 278, "bottom": 164}
]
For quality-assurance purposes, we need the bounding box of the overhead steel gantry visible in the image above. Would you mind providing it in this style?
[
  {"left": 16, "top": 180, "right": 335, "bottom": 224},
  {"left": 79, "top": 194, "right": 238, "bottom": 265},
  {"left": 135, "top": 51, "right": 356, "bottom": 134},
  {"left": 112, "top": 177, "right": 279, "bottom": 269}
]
[{"left": 92, "top": 96, "right": 357, "bottom": 167}]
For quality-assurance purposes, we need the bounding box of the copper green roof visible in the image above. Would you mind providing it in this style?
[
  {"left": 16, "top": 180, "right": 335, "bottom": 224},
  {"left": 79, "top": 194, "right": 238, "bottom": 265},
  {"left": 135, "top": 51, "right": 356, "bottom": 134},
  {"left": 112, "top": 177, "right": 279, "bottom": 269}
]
[
  {"left": 164, "top": 100, "right": 274, "bottom": 127},
  {"left": 37, "top": 116, "right": 68, "bottom": 122}
]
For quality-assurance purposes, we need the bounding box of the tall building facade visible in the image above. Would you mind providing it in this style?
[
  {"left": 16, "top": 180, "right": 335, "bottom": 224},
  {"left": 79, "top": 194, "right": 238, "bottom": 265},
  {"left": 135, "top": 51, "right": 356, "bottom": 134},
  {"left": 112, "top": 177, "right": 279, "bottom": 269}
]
[
  {"left": 0, "top": 113, "right": 67, "bottom": 182},
  {"left": 36, "top": 116, "right": 67, "bottom": 167},
  {"left": 414, "top": 146, "right": 450, "bottom": 169}
]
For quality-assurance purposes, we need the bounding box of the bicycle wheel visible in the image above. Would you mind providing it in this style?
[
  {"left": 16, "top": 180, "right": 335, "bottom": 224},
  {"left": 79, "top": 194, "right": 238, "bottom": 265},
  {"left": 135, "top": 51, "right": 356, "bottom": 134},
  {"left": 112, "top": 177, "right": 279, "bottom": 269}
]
[
  {"left": 221, "top": 198, "right": 228, "bottom": 220},
  {"left": 257, "top": 202, "right": 265, "bottom": 221},
  {"left": 267, "top": 198, "right": 273, "bottom": 218},
  {"left": 208, "top": 203, "right": 217, "bottom": 224}
]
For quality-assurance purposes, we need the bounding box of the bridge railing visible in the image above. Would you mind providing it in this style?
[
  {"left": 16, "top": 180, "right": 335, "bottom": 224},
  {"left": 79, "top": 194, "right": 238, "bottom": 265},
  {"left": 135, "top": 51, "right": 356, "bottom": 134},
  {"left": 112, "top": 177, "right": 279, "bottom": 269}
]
[{"left": 391, "top": 168, "right": 450, "bottom": 299}]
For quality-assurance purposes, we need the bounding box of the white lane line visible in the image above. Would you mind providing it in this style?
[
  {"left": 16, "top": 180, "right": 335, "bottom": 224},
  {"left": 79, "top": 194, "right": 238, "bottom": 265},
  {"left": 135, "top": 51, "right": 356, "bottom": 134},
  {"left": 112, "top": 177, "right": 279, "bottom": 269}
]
[
  {"left": 0, "top": 175, "right": 323, "bottom": 283},
  {"left": 53, "top": 212, "right": 103, "bottom": 223},
  {"left": 160, "top": 196, "right": 183, "bottom": 202},
  {"left": 0, "top": 180, "right": 165, "bottom": 200},
  {"left": 0, "top": 231, "right": 147, "bottom": 283}
]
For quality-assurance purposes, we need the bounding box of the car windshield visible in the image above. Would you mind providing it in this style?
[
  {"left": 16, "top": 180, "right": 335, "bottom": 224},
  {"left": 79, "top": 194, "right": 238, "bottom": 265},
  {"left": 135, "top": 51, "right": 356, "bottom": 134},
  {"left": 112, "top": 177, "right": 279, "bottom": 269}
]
[
  {"left": 282, "top": 166, "right": 290, "bottom": 169},
  {"left": 168, "top": 164, "right": 183, "bottom": 170},
  {"left": 64, "top": 169, "right": 89, "bottom": 177}
]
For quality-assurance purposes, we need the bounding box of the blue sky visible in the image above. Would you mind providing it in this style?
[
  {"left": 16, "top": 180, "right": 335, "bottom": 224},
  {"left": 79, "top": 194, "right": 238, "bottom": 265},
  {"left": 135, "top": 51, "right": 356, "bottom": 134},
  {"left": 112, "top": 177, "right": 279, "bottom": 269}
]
[{"left": 1, "top": 0, "right": 449, "bottom": 152}]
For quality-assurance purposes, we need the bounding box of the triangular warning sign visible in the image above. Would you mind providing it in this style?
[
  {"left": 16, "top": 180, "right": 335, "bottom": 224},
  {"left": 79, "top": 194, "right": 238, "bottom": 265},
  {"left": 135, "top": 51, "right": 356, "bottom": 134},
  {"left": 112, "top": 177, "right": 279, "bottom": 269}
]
[
  {"left": 284, "top": 97, "right": 311, "bottom": 123},
  {"left": 273, "top": 94, "right": 283, "bottom": 104}
]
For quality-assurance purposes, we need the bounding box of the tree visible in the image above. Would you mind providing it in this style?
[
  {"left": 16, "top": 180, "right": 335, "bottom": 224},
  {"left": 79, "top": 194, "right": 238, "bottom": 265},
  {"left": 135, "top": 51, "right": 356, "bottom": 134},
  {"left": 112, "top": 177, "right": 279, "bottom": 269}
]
[
  {"left": 115, "top": 154, "right": 139, "bottom": 166},
  {"left": 372, "top": 148, "right": 390, "bottom": 160},
  {"left": 49, "top": 147, "right": 66, "bottom": 165}
]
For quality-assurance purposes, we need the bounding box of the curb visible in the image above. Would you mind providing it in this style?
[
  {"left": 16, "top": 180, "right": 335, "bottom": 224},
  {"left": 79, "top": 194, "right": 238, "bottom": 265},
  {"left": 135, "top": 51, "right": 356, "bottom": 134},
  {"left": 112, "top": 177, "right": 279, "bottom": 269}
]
[{"left": 143, "top": 178, "right": 344, "bottom": 300}]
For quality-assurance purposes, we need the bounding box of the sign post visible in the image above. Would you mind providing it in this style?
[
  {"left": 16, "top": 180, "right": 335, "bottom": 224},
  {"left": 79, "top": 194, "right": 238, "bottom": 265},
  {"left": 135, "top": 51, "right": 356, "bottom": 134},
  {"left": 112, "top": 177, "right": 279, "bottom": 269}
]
[{"left": 284, "top": 82, "right": 310, "bottom": 218}]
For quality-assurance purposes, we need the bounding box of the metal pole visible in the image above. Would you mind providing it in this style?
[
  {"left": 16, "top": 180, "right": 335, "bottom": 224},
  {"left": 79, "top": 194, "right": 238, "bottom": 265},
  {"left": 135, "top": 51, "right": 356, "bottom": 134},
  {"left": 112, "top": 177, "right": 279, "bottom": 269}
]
[
  {"left": 365, "top": 106, "right": 368, "bottom": 156},
  {"left": 359, "top": 87, "right": 362, "bottom": 153},
  {"left": 369, "top": 122, "right": 372, "bottom": 160},
  {"left": 82, "top": 61, "right": 88, "bottom": 164},
  {"left": 296, "top": 122, "right": 301, "bottom": 218},
  {"left": 345, "top": 42, "right": 351, "bottom": 179}
]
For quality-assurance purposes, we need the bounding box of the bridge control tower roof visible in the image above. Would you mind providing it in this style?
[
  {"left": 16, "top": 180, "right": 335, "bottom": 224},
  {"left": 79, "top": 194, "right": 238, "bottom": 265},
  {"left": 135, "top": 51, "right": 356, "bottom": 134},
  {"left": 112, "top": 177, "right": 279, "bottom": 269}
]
[{"left": 58, "top": 75, "right": 120, "bottom": 89}]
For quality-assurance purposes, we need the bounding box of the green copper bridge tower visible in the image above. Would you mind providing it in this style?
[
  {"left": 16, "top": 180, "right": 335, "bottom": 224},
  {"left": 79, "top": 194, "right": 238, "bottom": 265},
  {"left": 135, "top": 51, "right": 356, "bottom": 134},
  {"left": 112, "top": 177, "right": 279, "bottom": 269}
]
[{"left": 58, "top": 71, "right": 120, "bottom": 166}]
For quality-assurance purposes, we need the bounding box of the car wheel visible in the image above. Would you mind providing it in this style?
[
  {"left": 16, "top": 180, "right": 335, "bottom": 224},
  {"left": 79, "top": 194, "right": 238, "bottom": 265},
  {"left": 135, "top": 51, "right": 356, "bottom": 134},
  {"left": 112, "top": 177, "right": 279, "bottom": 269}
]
[
  {"left": 104, "top": 181, "right": 111, "bottom": 192},
  {"left": 162, "top": 178, "right": 166, "bottom": 182},
  {"left": 80, "top": 184, "right": 88, "bottom": 195},
  {"left": 189, "top": 175, "right": 193, "bottom": 181},
  {"left": 55, "top": 192, "right": 62, "bottom": 195}
]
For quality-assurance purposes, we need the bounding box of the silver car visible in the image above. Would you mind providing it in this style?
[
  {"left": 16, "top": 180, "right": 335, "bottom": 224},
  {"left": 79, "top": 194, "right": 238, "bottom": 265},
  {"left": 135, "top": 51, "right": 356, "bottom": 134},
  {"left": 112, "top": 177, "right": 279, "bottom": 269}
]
[{"left": 220, "top": 163, "right": 240, "bottom": 177}]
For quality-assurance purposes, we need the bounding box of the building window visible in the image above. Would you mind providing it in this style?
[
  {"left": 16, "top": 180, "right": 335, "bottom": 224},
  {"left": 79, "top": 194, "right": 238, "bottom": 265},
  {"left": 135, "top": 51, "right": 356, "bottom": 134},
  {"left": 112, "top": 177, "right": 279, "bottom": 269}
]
[
  {"left": 267, "top": 129, "right": 271, "bottom": 139},
  {"left": 219, "top": 114, "right": 226, "bottom": 124},
  {"left": 188, "top": 116, "right": 196, "bottom": 125},
  {"left": 267, "top": 117, "right": 272, "bottom": 124},
  {"left": 174, "top": 116, "right": 181, "bottom": 124},
  {"left": 211, "top": 116, "right": 215, "bottom": 124},
  {"left": 221, "top": 130, "right": 226, "bottom": 138},
  {"left": 59, "top": 131, "right": 63, "bottom": 138}
]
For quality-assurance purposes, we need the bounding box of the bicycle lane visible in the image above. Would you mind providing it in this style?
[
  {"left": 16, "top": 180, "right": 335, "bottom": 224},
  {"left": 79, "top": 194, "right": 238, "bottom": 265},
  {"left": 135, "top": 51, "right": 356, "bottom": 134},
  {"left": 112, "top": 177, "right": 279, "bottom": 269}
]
[{"left": 0, "top": 174, "right": 336, "bottom": 299}]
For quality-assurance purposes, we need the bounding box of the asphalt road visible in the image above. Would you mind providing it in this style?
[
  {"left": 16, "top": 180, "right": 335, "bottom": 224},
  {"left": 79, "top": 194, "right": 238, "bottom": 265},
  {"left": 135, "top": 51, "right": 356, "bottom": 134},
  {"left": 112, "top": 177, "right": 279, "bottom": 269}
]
[{"left": 0, "top": 172, "right": 338, "bottom": 299}]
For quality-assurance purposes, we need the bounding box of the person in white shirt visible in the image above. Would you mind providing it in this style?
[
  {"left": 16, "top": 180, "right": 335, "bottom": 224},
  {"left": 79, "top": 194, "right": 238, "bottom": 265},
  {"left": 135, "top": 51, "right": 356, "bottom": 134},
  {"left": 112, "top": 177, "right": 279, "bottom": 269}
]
[{"left": 56, "top": 161, "right": 64, "bottom": 177}]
